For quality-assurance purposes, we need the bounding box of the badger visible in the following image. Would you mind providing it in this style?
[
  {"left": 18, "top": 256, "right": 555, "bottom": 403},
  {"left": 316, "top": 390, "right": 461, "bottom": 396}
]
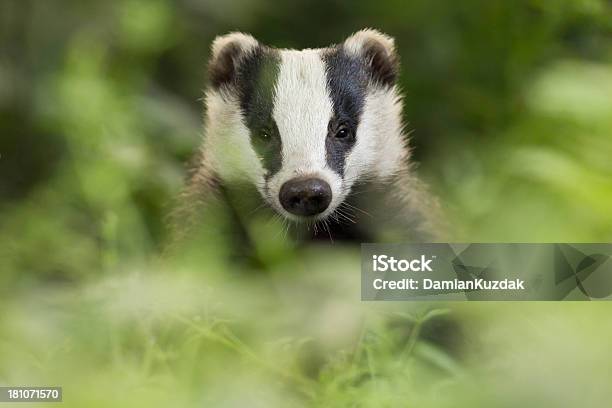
[{"left": 170, "top": 29, "right": 442, "bottom": 253}]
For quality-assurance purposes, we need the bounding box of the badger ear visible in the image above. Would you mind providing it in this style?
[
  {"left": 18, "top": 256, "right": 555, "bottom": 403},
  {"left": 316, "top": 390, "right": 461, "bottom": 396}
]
[
  {"left": 209, "top": 32, "right": 260, "bottom": 89},
  {"left": 343, "top": 29, "right": 399, "bottom": 86}
]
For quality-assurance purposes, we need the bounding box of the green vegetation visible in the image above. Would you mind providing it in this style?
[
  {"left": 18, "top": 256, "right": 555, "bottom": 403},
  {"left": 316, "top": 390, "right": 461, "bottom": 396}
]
[{"left": 1, "top": 0, "right": 611, "bottom": 406}]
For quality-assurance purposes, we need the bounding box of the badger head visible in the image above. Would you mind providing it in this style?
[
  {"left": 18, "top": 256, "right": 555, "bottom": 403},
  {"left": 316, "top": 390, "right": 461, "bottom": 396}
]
[{"left": 203, "top": 29, "right": 407, "bottom": 222}]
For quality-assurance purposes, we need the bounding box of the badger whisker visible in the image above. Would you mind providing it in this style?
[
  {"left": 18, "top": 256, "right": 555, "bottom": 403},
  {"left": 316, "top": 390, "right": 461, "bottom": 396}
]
[
  {"left": 248, "top": 201, "right": 268, "bottom": 216},
  {"left": 271, "top": 213, "right": 285, "bottom": 240},
  {"left": 334, "top": 207, "right": 357, "bottom": 224},
  {"left": 322, "top": 219, "right": 334, "bottom": 243},
  {"left": 282, "top": 217, "right": 290, "bottom": 240},
  {"left": 341, "top": 201, "right": 372, "bottom": 218}
]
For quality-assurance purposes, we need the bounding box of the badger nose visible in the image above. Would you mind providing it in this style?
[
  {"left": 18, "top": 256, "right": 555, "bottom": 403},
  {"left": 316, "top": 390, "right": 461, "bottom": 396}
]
[{"left": 279, "top": 178, "right": 332, "bottom": 216}]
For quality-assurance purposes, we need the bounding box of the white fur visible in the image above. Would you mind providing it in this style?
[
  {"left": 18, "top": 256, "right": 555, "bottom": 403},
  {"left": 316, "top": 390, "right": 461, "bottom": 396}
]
[
  {"left": 211, "top": 32, "right": 259, "bottom": 61},
  {"left": 343, "top": 28, "right": 396, "bottom": 60},
  {"left": 265, "top": 50, "right": 343, "bottom": 220},
  {"left": 203, "top": 31, "right": 267, "bottom": 189},
  {"left": 203, "top": 91, "right": 266, "bottom": 189},
  {"left": 346, "top": 86, "right": 407, "bottom": 182}
]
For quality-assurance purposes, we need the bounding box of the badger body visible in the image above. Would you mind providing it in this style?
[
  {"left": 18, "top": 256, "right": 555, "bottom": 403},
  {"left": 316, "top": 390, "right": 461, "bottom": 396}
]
[{"left": 172, "top": 29, "right": 441, "bottom": 250}]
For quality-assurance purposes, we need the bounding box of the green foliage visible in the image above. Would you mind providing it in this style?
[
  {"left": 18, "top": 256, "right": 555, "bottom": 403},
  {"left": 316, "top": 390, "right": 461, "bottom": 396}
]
[{"left": 1, "top": 0, "right": 611, "bottom": 406}]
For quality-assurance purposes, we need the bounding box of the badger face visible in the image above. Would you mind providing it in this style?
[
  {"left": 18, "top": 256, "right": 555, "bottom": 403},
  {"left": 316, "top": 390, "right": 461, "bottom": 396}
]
[{"left": 204, "top": 30, "right": 406, "bottom": 222}]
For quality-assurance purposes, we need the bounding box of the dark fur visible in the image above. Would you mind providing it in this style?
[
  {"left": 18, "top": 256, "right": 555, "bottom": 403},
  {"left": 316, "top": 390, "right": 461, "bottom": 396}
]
[{"left": 322, "top": 47, "right": 366, "bottom": 176}]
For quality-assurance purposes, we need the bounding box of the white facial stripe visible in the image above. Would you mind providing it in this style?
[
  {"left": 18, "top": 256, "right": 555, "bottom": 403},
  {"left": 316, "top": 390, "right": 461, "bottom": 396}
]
[
  {"left": 273, "top": 50, "right": 333, "bottom": 174},
  {"left": 345, "top": 86, "right": 406, "bottom": 181},
  {"left": 263, "top": 50, "right": 347, "bottom": 220},
  {"left": 203, "top": 91, "right": 266, "bottom": 188}
]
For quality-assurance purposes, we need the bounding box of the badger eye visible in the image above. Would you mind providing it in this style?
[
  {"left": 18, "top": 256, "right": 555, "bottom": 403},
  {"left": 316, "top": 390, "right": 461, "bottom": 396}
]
[
  {"left": 260, "top": 129, "right": 271, "bottom": 140},
  {"left": 335, "top": 127, "right": 350, "bottom": 139}
]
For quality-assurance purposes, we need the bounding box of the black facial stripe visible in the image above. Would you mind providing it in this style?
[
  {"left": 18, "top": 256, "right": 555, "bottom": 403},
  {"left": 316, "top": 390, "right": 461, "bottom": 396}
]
[
  {"left": 323, "top": 46, "right": 368, "bottom": 177},
  {"left": 235, "top": 47, "right": 283, "bottom": 177}
]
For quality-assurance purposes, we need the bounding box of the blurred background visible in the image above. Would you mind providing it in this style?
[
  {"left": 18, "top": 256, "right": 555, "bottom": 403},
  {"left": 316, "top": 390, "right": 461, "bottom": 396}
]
[{"left": 1, "top": 0, "right": 611, "bottom": 406}]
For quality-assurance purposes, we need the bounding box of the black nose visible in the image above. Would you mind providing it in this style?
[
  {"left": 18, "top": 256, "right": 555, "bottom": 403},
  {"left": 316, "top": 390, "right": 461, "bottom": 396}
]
[{"left": 279, "top": 178, "right": 332, "bottom": 216}]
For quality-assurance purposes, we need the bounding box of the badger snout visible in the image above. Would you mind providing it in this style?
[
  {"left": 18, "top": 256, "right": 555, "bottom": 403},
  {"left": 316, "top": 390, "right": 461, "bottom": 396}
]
[{"left": 279, "top": 178, "right": 332, "bottom": 217}]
